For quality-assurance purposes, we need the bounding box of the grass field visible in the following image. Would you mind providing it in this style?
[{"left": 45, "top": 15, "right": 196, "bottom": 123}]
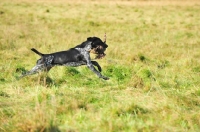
[{"left": 0, "top": 0, "right": 200, "bottom": 131}]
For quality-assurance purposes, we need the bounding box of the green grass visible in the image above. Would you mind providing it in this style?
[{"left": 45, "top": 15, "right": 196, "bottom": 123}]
[{"left": 1, "top": 0, "right": 200, "bottom": 131}]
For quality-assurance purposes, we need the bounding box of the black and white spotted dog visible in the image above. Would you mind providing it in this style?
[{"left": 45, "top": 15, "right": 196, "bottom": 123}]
[{"left": 19, "top": 36, "right": 109, "bottom": 80}]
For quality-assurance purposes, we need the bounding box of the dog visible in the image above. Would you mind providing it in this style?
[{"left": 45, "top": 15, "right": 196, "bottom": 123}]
[{"left": 19, "top": 36, "right": 109, "bottom": 80}]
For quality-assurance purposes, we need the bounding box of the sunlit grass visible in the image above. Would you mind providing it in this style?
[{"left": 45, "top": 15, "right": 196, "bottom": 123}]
[{"left": 0, "top": 0, "right": 200, "bottom": 131}]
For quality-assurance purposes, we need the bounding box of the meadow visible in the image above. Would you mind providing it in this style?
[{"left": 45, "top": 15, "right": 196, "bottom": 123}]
[{"left": 0, "top": 0, "right": 200, "bottom": 131}]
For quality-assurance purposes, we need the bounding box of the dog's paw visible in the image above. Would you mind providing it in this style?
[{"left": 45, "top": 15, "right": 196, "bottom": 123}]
[{"left": 102, "top": 76, "right": 109, "bottom": 80}]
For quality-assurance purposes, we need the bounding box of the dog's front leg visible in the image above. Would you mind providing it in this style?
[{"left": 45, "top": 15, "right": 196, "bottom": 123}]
[
  {"left": 91, "top": 61, "right": 102, "bottom": 72},
  {"left": 82, "top": 52, "right": 109, "bottom": 80},
  {"left": 87, "top": 62, "right": 109, "bottom": 80},
  {"left": 76, "top": 47, "right": 109, "bottom": 80}
]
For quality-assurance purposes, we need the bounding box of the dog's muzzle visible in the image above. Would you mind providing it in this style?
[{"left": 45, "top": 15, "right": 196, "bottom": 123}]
[
  {"left": 95, "top": 52, "right": 106, "bottom": 59},
  {"left": 91, "top": 45, "right": 107, "bottom": 59}
]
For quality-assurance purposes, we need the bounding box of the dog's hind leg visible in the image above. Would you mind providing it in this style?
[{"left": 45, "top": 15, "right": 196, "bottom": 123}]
[
  {"left": 19, "top": 55, "right": 54, "bottom": 79},
  {"left": 19, "top": 64, "right": 46, "bottom": 78}
]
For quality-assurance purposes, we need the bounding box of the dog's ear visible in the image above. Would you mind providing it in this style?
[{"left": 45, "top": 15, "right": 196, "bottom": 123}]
[
  {"left": 87, "top": 37, "right": 94, "bottom": 41},
  {"left": 87, "top": 37, "right": 97, "bottom": 47}
]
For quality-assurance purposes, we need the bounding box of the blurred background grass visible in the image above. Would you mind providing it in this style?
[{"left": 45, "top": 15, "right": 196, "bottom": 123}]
[{"left": 0, "top": 0, "right": 200, "bottom": 131}]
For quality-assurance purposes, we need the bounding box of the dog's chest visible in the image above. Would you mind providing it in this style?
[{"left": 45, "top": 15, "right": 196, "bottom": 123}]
[{"left": 75, "top": 48, "right": 90, "bottom": 59}]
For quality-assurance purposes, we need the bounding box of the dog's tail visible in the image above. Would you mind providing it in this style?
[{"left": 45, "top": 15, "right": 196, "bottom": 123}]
[{"left": 31, "top": 48, "right": 44, "bottom": 56}]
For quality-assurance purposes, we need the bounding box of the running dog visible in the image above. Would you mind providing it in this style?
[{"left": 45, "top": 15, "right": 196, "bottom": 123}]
[{"left": 19, "top": 35, "right": 109, "bottom": 80}]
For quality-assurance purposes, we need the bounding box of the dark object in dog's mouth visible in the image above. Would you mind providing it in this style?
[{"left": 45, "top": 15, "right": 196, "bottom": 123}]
[
  {"left": 95, "top": 53, "right": 106, "bottom": 59},
  {"left": 91, "top": 45, "right": 107, "bottom": 59}
]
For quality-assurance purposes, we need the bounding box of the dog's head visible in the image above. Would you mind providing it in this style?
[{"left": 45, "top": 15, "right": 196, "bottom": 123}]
[{"left": 87, "top": 35, "right": 108, "bottom": 59}]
